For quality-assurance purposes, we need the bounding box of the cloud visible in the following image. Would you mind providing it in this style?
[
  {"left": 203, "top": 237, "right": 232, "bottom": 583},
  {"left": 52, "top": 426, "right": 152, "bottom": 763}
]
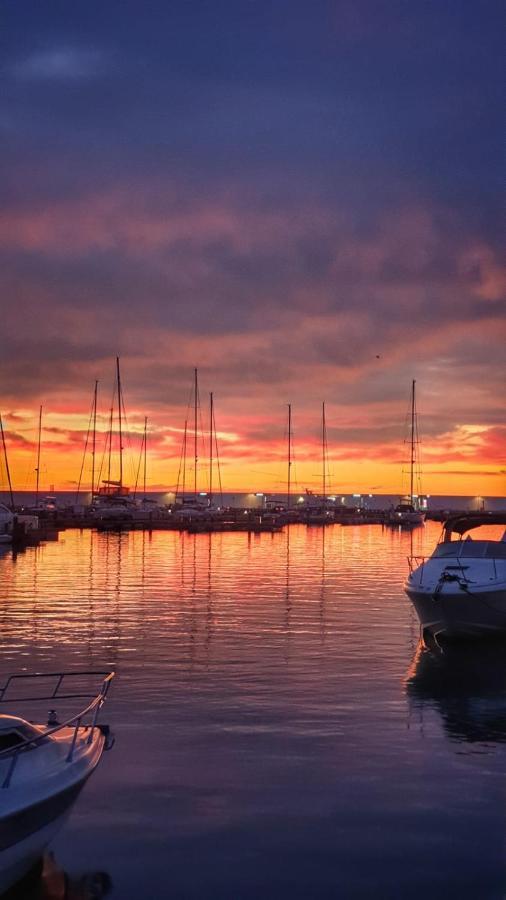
[{"left": 10, "top": 48, "right": 105, "bottom": 82}]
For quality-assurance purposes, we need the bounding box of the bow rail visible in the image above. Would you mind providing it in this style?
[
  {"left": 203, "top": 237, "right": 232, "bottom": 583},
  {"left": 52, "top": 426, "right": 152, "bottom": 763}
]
[{"left": 0, "top": 670, "right": 115, "bottom": 787}]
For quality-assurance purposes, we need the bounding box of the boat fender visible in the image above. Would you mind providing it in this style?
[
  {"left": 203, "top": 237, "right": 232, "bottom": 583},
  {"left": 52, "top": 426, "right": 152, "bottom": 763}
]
[{"left": 98, "top": 723, "right": 115, "bottom": 751}]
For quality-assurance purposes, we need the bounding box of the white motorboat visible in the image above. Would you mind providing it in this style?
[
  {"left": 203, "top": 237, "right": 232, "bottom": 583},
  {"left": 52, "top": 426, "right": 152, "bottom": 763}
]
[
  {"left": 386, "top": 499, "right": 425, "bottom": 527},
  {"left": 405, "top": 513, "right": 506, "bottom": 640},
  {"left": 0, "top": 671, "right": 114, "bottom": 894}
]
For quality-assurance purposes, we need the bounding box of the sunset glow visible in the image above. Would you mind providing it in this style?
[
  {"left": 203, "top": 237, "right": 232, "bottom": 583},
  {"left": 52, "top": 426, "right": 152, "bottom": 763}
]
[{"left": 0, "top": 4, "right": 504, "bottom": 499}]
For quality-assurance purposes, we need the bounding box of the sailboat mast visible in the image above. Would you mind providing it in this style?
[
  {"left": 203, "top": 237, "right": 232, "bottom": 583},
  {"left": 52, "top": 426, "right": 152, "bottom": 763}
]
[
  {"left": 91, "top": 380, "right": 98, "bottom": 495},
  {"left": 116, "top": 357, "right": 123, "bottom": 489},
  {"left": 322, "top": 401, "right": 326, "bottom": 499},
  {"left": 194, "top": 367, "right": 198, "bottom": 497},
  {"left": 182, "top": 419, "right": 187, "bottom": 499},
  {"left": 287, "top": 403, "right": 292, "bottom": 510},
  {"left": 107, "top": 405, "right": 113, "bottom": 485},
  {"left": 410, "top": 379, "right": 416, "bottom": 503},
  {"left": 35, "top": 405, "right": 42, "bottom": 506},
  {"left": 0, "top": 414, "right": 14, "bottom": 510},
  {"left": 143, "top": 416, "right": 147, "bottom": 497},
  {"left": 209, "top": 392, "right": 213, "bottom": 504}
]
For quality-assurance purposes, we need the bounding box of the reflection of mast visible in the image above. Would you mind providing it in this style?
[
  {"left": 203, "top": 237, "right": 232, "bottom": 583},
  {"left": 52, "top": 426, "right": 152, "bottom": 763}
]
[
  {"left": 287, "top": 403, "right": 292, "bottom": 510},
  {"left": 319, "top": 526, "right": 326, "bottom": 643},
  {"left": 0, "top": 413, "right": 14, "bottom": 509},
  {"left": 284, "top": 528, "right": 292, "bottom": 661},
  {"left": 35, "top": 405, "right": 42, "bottom": 506}
]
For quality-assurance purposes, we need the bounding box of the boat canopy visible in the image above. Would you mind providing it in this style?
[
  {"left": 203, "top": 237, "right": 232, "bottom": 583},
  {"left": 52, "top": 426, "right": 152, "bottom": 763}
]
[{"left": 443, "top": 512, "right": 506, "bottom": 541}]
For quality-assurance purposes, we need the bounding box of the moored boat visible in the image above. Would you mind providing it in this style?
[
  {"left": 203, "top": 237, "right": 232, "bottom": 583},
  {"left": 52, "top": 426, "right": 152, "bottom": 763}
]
[
  {"left": 405, "top": 512, "right": 506, "bottom": 640},
  {"left": 0, "top": 671, "right": 114, "bottom": 894},
  {"left": 386, "top": 380, "right": 425, "bottom": 528}
]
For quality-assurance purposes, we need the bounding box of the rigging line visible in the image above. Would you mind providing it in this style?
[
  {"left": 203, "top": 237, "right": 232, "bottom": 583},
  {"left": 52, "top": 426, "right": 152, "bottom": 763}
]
[
  {"left": 133, "top": 427, "right": 145, "bottom": 497},
  {"left": 175, "top": 419, "right": 187, "bottom": 500},
  {"left": 120, "top": 393, "right": 137, "bottom": 487},
  {"left": 96, "top": 382, "right": 116, "bottom": 490},
  {"left": 0, "top": 413, "right": 14, "bottom": 509},
  {"left": 212, "top": 402, "right": 224, "bottom": 506},
  {"left": 75, "top": 397, "right": 95, "bottom": 503}
]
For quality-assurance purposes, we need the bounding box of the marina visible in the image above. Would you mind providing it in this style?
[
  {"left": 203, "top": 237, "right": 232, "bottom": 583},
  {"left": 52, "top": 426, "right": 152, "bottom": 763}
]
[{"left": 1, "top": 1, "right": 504, "bottom": 895}]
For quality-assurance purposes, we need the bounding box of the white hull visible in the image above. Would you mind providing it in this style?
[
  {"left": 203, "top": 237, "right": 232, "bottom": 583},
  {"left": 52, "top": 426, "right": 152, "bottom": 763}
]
[
  {"left": 0, "top": 810, "right": 70, "bottom": 893},
  {"left": 406, "top": 582, "right": 506, "bottom": 639}
]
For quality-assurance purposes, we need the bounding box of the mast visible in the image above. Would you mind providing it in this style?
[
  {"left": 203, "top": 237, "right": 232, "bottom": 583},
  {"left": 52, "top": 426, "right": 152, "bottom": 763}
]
[
  {"left": 194, "top": 367, "right": 198, "bottom": 498},
  {"left": 143, "top": 416, "right": 147, "bottom": 497},
  {"left": 0, "top": 414, "right": 14, "bottom": 510},
  {"left": 35, "top": 405, "right": 42, "bottom": 506},
  {"left": 107, "top": 405, "right": 113, "bottom": 485},
  {"left": 410, "top": 379, "right": 416, "bottom": 504},
  {"left": 116, "top": 357, "right": 123, "bottom": 489},
  {"left": 91, "top": 380, "right": 98, "bottom": 495},
  {"left": 182, "top": 419, "right": 187, "bottom": 500},
  {"left": 322, "top": 401, "right": 326, "bottom": 500},
  {"left": 209, "top": 392, "right": 213, "bottom": 505},
  {"left": 287, "top": 403, "right": 292, "bottom": 510}
]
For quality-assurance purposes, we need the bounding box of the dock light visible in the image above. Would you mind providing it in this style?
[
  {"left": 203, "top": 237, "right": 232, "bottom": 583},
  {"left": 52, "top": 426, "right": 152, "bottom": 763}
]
[
  {"left": 255, "top": 493, "right": 264, "bottom": 497},
  {"left": 297, "top": 496, "right": 304, "bottom": 504},
  {"left": 199, "top": 492, "right": 207, "bottom": 496},
  {"left": 352, "top": 494, "right": 361, "bottom": 498}
]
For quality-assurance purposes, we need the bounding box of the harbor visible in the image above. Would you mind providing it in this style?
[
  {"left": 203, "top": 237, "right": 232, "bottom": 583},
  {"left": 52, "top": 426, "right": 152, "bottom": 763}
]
[{"left": 1, "top": 0, "right": 504, "bottom": 895}]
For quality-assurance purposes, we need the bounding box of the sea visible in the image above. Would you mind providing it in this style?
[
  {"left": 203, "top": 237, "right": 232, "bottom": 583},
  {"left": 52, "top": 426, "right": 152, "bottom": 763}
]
[{"left": 0, "top": 517, "right": 505, "bottom": 899}]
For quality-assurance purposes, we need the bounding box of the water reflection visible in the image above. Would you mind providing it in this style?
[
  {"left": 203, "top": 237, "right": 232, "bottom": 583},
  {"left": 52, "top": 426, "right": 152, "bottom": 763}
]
[
  {"left": 1, "top": 523, "right": 504, "bottom": 898},
  {"left": 406, "top": 639, "right": 506, "bottom": 744},
  {"left": 5, "top": 854, "right": 112, "bottom": 900}
]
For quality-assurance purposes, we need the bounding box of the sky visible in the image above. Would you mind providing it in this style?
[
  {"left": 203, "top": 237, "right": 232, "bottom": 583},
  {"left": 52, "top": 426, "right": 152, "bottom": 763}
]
[{"left": 0, "top": 1, "right": 504, "bottom": 497}]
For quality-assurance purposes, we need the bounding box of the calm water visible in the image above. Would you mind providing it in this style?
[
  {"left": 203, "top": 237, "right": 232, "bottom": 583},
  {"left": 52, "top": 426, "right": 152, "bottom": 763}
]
[{"left": 1, "top": 523, "right": 505, "bottom": 899}]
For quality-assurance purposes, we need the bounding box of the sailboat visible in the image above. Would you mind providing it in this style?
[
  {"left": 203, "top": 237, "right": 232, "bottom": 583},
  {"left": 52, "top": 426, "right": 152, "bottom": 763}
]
[
  {"left": 174, "top": 369, "right": 209, "bottom": 519},
  {"left": 386, "top": 380, "right": 425, "bottom": 527},
  {"left": 92, "top": 358, "right": 135, "bottom": 526},
  {"left": 299, "top": 402, "right": 335, "bottom": 524}
]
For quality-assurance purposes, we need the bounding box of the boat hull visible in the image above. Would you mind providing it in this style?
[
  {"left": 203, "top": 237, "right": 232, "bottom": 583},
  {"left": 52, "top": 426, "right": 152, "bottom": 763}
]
[
  {"left": 0, "top": 781, "right": 86, "bottom": 893},
  {"left": 406, "top": 584, "right": 506, "bottom": 640}
]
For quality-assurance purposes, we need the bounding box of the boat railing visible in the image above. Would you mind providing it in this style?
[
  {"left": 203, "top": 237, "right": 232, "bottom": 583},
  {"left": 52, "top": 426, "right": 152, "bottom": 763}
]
[
  {"left": 407, "top": 555, "right": 428, "bottom": 573},
  {"left": 0, "top": 670, "right": 115, "bottom": 788}
]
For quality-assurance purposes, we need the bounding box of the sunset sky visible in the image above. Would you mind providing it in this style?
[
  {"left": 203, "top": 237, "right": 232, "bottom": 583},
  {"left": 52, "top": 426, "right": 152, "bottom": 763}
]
[{"left": 0, "top": 2, "right": 504, "bottom": 497}]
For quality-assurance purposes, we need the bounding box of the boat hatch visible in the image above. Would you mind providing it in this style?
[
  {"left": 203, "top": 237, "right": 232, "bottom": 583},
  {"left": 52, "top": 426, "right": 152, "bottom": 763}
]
[
  {"left": 434, "top": 541, "right": 506, "bottom": 560},
  {"left": 0, "top": 722, "right": 43, "bottom": 751}
]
